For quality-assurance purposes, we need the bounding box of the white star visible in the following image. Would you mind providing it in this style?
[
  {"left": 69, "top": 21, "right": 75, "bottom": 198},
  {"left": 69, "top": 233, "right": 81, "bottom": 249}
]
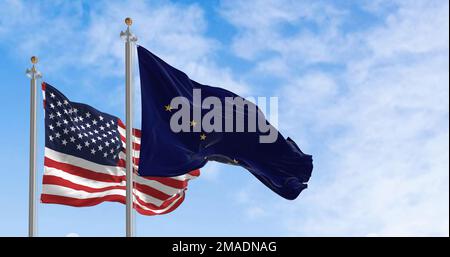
[
  {"left": 91, "top": 149, "right": 96, "bottom": 155},
  {"left": 68, "top": 108, "right": 73, "bottom": 114},
  {"left": 49, "top": 125, "right": 54, "bottom": 130},
  {"left": 105, "top": 142, "right": 110, "bottom": 147},
  {"left": 56, "top": 112, "right": 61, "bottom": 117},
  {"left": 70, "top": 137, "right": 75, "bottom": 142},
  {"left": 76, "top": 144, "right": 82, "bottom": 150},
  {"left": 70, "top": 126, "right": 76, "bottom": 132},
  {"left": 98, "top": 145, "right": 103, "bottom": 151},
  {"left": 74, "top": 117, "right": 79, "bottom": 122},
  {"left": 55, "top": 132, "right": 61, "bottom": 138},
  {"left": 99, "top": 126, "right": 105, "bottom": 131},
  {"left": 63, "top": 109, "right": 68, "bottom": 114},
  {"left": 63, "top": 100, "right": 69, "bottom": 105},
  {"left": 102, "top": 134, "right": 107, "bottom": 138},
  {"left": 63, "top": 119, "right": 68, "bottom": 124},
  {"left": 80, "top": 125, "right": 85, "bottom": 130},
  {"left": 86, "top": 123, "right": 91, "bottom": 128},
  {"left": 78, "top": 116, "right": 84, "bottom": 122},
  {"left": 78, "top": 133, "right": 83, "bottom": 139},
  {"left": 86, "top": 112, "right": 91, "bottom": 118},
  {"left": 62, "top": 139, "right": 67, "bottom": 146},
  {"left": 57, "top": 101, "right": 62, "bottom": 106},
  {"left": 73, "top": 108, "right": 78, "bottom": 114},
  {"left": 110, "top": 138, "right": 115, "bottom": 143},
  {"left": 110, "top": 149, "right": 114, "bottom": 154},
  {"left": 110, "top": 120, "right": 115, "bottom": 125},
  {"left": 63, "top": 128, "right": 69, "bottom": 134},
  {"left": 103, "top": 152, "right": 108, "bottom": 158},
  {"left": 83, "top": 133, "right": 88, "bottom": 137},
  {"left": 49, "top": 135, "right": 54, "bottom": 141},
  {"left": 49, "top": 113, "right": 55, "bottom": 119},
  {"left": 106, "top": 123, "right": 110, "bottom": 128},
  {"left": 91, "top": 138, "right": 96, "bottom": 143},
  {"left": 107, "top": 131, "right": 112, "bottom": 135},
  {"left": 50, "top": 93, "right": 55, "bottom": 98},
  {"left": 97, "top": 136, "right": 102, "bottom": 141},
  {"left": 50, "top": 103, "right": 55, "bottom": 109},
  {"left": 93, "top": 129, "right": 98, "bottom": 134},
  {"left": 85, "top": 141, "right": 90, "bottom": 147},
  {"left": 88, "top": 131, "right": 93, "bottom": 136},
  {"left": 56, "top": 121, "right": 62, "bottom": 127},
  {"left": 99, "top": 115, "right": 104, "bottom": 121},
  {"left": 92, "top": 119, "right": 97, "bottom": 125}
]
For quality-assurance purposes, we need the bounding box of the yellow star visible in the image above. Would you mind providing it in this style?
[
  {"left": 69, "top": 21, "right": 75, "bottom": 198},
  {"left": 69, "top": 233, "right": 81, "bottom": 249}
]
[
  {"left": 190, "top": 120, "right": 197, "bottom": 127},
  {"left": 200, "top": 134, "right": 206, "bottom": 140},
  {"left": 164, "top": 105, "right": 173, "bottom": 112}
]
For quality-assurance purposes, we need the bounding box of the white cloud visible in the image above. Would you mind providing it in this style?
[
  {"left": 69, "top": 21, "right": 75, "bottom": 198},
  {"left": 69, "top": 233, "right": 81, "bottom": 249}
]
[
  {"left": 220, "top": 0, "right": 346, "bottom": 64},
  {"left": 65, "top": 232, "right": 79, "bottom": 237},
  {"left": 222, "top": 0, "right": 449, "bottom": 236},
  {"left": 0, "top": 0, "right": 249, "bottom": 99}
]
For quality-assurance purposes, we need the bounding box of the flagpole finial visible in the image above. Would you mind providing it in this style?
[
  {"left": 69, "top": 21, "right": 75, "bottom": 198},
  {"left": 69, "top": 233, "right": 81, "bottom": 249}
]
[
  {"left": 125, "top": 17, "right": 132, "bottom": 26},
  {"left": 26, "top": 56, "right": 42, "bottom": 79},
  {"left": 31, "top": 56, "right": 38, "bottom": 64},
  {"left": 120, "top": 18, "right": 137, "bottom": 42}
]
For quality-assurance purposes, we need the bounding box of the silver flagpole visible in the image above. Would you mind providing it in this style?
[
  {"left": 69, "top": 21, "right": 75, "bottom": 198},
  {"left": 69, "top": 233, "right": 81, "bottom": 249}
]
[
  {"left": 120, "top": 17, "right": 137, "bottom": 237},
  {"left": 26, "top": 56, "right": 42, "bottom": 237}
]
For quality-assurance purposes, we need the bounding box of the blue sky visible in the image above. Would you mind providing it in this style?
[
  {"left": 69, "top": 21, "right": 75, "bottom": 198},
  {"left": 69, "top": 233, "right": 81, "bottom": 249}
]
[{"left": 0, "top": 0, "right": 448, "bottom": 236}]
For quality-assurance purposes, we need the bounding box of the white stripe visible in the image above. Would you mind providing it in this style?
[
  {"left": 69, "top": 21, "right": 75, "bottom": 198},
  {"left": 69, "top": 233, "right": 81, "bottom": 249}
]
[
  {"left": 135, "top": 192, "right": 185, "bottom": 214},
  {"left": 42, "top": 183, "right": 179, "bottom": 208},
  {"left": 43, "top": 184, "right": 125, "bottom": 199},
  {"left": 44, "top": 164, "right": 187, "bottom": 197},
  {"left": 42, "top": 183, "right": 184, "bottom": 214},
  {"left": 118, "top": 126, "right": 141, "bottom": 144},
  {"left": 44, "top": 166, "right": 125, "bottom": 188},
  {"left": 45, "top": 147, "right": 126, "bottom": 176},
  {"left": 132, "top": 188, "right": 164, "bottom": 206},
  {"left": 133, "top": 175, "right": 185, "bottom": 196},
  {"left": 119, "top": 151, "right": 140, "bottom": 162}
]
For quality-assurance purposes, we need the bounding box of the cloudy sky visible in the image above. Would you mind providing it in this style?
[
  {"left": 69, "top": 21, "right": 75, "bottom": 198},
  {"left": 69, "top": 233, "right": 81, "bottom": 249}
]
[{"left": 0, "top": 0, "right": 448, "bottom": 236}]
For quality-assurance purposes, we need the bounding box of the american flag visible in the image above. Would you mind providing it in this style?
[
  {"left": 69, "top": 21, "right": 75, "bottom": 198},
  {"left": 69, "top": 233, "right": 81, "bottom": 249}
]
[{"left": 40, "top": 82, "right": 200, "bottom": 215}]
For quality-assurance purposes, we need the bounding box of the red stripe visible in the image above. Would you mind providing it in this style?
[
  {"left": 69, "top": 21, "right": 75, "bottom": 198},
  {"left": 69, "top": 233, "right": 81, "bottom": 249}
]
[
  {"left": 188, "top": 169, "right": 201, "bottom": 177},
  {"left": 43, "top": 174, "right": 174, "bottom": 201},
  {"left": 44, "top": 157, "right": 125, "bottom": 183},
  {"left": 43, "top": 175, "right": 126, "bottom": 193},
  {"left": 119, "top": 135, "right": 141, "bottom": 150},
  {"left": 45, "top": 156, "right": 196, "bottom": 189},
  {"left": 43, "top": 175, "right": 180, "bottom": 209},
  {"left": 141, "top": 176, "right": 189, "bottom": 189},
  {"left": 41, "top": 194, "right": 124, "bottom": 207},
  {"left": 133, "top": 129, "right": 141, "bottom": 137},
  {"left": 42, "top": 82, "right": 47, "bottom": 109},
  {"left": 116, "top": 158, "right": 139, "bottom": 168},
  {"left": 118, "top": 119, "right": 125, "bottom": 129},
  {"left": 134, "top": 194, "right": 186, "bottom": 216},
  {"left": 133, "top": 192, "right": 179, "bottom": 210},
  {"left": 117, "top": 119, "right": 141, "bottom": 137},
  {"left": 134, "top": 182, "right": 172, "bottom": 201},
  {"left": 40, "top": 193, "right": 186, "bottom": 216}
]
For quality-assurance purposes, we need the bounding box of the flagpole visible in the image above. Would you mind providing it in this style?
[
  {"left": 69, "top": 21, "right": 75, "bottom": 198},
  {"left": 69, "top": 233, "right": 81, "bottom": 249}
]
[
  {"left": 26, "top": 56, "right": 42, "bottom": 237},
  {"left": 121, "top": 17, "right": 137, "bottom": 237}
]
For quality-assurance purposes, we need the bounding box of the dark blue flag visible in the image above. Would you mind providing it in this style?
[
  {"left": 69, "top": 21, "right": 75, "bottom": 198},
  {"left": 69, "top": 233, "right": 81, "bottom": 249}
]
[{"left": 137, "top": 45, "right": 313, "bottom": 200}]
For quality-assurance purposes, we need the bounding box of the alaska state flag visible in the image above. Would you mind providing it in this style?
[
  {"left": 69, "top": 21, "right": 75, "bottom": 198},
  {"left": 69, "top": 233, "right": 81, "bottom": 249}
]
[{"left": 137, "top": 45, "right": 313, "bottom": 200}]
